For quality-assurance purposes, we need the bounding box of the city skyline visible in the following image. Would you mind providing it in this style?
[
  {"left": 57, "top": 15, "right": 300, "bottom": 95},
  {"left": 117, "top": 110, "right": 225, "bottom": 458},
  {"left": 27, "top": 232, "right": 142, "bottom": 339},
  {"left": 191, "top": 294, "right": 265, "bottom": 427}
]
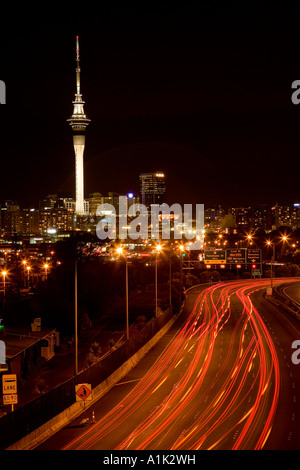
[
  {"left": 0, "top": 4, "right": 300, "bottom": 210},
  {"left": 1, "top": 193, "right": 300, "bottom": 238}
]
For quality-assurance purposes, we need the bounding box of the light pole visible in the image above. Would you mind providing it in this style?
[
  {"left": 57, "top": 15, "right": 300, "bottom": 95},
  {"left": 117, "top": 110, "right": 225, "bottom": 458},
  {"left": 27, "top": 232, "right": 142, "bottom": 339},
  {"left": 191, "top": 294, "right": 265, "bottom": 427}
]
[
  {"left": 75, "top": 258, "right": 78, "bottom": 375},
  {"left": 27, "top": 266, "right": 31, "bottom": 289},
  {"left": 2, "top": 271, "right": 7, "bottom": 297},
  {"left": 44, "top": 263, "right": 49, "bottom": 280},
  {"left": 179, "top": 244, "right": 185, "bottom": 295},
  {"left": 116, "top": 247, "right": 129, "bottom": 340},
  {"left": 22, "top": 260, "right": 27, "bottom": 287},
  {"left": 243, "top": 233, "right": 253, "bottom": 248},
  {"left": 1, "top": 270, "right": 6, "bottom": 320},
  {"left": 280, "top": 234, "right": 289, "bottom": 257},
  {"left": 125, "top": 257, "right": 129, "bottom": 340},
  {"left": 267, "top": 240, "right": 276, "bottom": 290},
  {"left": 155, "top": 244, "right": 162, "bottom": 318},
  {"left": 169, "top": 250, "right": 172, "bottom": 309}
]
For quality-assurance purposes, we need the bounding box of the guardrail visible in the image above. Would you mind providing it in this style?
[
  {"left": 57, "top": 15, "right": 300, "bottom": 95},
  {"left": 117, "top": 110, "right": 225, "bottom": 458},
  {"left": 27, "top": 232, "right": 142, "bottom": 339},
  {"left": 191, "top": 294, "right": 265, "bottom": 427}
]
[
  {"left": 268, "top": 284, "right": 300, "bottom": 321},
  {"left": 0, "top": 307, "right": 174, "bottom": 450}
]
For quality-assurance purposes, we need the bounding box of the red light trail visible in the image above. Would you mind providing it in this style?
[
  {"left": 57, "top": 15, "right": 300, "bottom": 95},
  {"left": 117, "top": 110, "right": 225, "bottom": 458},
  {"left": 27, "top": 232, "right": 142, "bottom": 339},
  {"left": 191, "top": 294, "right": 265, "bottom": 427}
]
[{"left": 63, "top": 278, "right": 300, "bottom": 450}]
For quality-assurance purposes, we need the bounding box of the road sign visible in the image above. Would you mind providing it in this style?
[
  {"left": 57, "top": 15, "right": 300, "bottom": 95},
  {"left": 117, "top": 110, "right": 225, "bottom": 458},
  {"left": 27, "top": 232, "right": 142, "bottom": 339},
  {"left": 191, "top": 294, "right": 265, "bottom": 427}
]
[
  {"left": 226, "top": 249, "right": 246, "bottom": 264},
  {"left": 3, "top": 394, "right": 18, "bottom": 405},
  {"left": 204, "top": 250, "right": 226, "bottom": 264},
  {"left": 247, "top": 249, "right": 262, "bottom": 264},
  {"left": 75, "top": 383, "right": 92, "bottom": 402},
  {"left": 2, "top": 374, "right": 17, "bottom": 394},
  {"left": 252, "top": 268, "right": 262, "bottom": 276}
]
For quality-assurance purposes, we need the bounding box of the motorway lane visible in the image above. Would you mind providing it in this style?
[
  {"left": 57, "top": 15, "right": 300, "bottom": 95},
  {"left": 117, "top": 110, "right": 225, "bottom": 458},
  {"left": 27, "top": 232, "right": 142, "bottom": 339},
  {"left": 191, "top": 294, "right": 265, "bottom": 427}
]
[
  {"left": 37, "top": 278, "right": 300, "bottom": 450},
  {"left": 250, "top": 283, "right": 300, "bottom": 449},
  {"left": 282, "top": 282, "right": 300, "bottom": 305},
  {"left": 36, "top": 286, "right": 204, "bottom": 450}
]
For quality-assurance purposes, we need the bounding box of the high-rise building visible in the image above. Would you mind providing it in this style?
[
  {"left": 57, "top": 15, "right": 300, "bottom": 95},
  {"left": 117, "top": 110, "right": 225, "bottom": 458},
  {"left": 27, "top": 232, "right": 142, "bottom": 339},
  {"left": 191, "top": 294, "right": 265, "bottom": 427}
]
[
  {"left": 139, "top": 172, "right": 166, "bottom": 209},
  {"left": 39, "top": 208, "right": 74, "bottom": 234},
  {"left": 102, "top": 192, "right": 120, "bottom": 212},
  {"left": 67, "top": 36, "right": 90, "bottom": 216},
  {"left": 88, "top": 192, "right": 103, "bottom": 216},
  {"left": 0, "top": 201, "right": 20, "bottom": 235},
  {"left": 274, "top": 203, "right": 300, "bottom": 230},
  {"left": 229, "top": 207, "right": 252, "bottom": 229},
  {"left": 251, "top": 205, "right": 273, "bottom": 231},
  {"left": 39, "top": 194, "right": 77, "bottom": 211},
  {"left": 39, "top": 194, "right": 60, "bottom": 211},
  {"left": 20, "top": 208, "right": 39, "bottom": 234},
  {"left": 205, "top": 205, "right": 225, "bottom": 231},
  {"left": 88, "top": 192, "right": 140, "bottom": 218}
]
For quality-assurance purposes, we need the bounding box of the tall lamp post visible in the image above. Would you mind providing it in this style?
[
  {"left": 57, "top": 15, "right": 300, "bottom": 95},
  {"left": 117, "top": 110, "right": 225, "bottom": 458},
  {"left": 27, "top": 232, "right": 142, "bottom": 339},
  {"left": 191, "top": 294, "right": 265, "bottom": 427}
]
[
  {"left": 281, "top": 235, "right": 288, "bottom": 257},
  {"left": 179, "top": 244, "right": 185, "bottom": 295},
  {"left": 74, "top": 258, "right": 78, "bottom": 375},
  {"left": 267, "top": 240, "right": 276, "bottom": 291},
  {"left": 44, "top": 263, "right": 49, "bottom": 280},
  {"left": 155, "top": 244, "right": 162, "bottom": 318},
  {"left": 2, "top": 271, "right": 7, "bottom": 298},
  {"left": 26, "top": 266, "right": 31, "bottom": 289},
  {"left": 1, "top": 271, "right": 7, "bottom": 317},
  {"left": 169, "top": 250, "right": 172, "bottom": 309},
  {"left": 22, "top": 260, "right": 27, "bottom": 287},
  {"left": 116, "top": 247, "right": 129, "bottom": 340}
]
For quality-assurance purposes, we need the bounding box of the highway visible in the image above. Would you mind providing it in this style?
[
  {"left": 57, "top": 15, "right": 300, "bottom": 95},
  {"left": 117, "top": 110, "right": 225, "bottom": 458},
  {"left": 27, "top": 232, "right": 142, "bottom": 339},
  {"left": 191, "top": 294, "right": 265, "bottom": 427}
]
[
  {"left": 282, "top": 283, "right": 300, "bottom": 306},
  {"left": 37, "top": 277, "right": 300, "bottom": 450}
]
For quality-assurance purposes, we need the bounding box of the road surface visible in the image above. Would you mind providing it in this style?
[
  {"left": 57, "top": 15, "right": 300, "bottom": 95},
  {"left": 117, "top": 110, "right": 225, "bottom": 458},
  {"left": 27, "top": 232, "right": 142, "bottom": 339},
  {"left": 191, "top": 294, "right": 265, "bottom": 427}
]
[
  {"left": 282, "top": 282, "right": 300, "bottom": 306},
  {"left": 37, "top": 277, "right": 300, "bottom": 450}
]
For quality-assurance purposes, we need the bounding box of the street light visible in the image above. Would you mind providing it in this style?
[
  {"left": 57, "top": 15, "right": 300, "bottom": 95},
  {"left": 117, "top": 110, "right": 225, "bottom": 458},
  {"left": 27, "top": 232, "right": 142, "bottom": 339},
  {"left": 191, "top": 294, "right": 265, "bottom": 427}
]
[
  {"left": 168, "top": 249, "right": 172, "bottom": 309},
  {"left": 280, "top": 234, "right": 289, "bottom": 256},
  {"left": 26, "top": 266, "right": 31, "bottom": 288},
  {"left": 44, "top": 263, "right": 49, "bottom": 280},
  {"left": 75, "top": 258, "right": 78, "bottom": 375},
  {"left": 1, "top": 271, "right": 7, "bottom": 297},
  {"left": 266, "top": 240, "right": 276, "bottom": 290},
  {"left": 22, "top": 260, "right": 27, "bottom": 287},
  {"left": 116, "top": 247, "right": 129, "bottom": 340},
  {"left": 178, "top": 244, "right": 185, "bottom": 294},
  {"left": 155, "top": 244, "right": 162, "bottom": 318}
]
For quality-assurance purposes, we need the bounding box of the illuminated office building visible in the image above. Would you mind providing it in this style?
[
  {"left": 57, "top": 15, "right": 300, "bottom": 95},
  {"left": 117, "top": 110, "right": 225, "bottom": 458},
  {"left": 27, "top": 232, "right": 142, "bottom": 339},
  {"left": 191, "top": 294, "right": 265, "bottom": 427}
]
[{"left": 139, "top": 172, "right": 166, "bottom": 209}]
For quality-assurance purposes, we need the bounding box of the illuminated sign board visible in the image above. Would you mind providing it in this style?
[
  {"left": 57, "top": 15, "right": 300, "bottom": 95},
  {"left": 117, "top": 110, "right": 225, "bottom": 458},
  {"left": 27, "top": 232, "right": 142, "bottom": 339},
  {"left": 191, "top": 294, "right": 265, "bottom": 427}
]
[
  {"left": 204, "top": 250, "right": 226, "bottom": 264},
  {"left": 247, "top": 249, "right": 262, "bottom": 264},
  {"left": 226, "top": 249, "right": 246, "bottom": 264}
]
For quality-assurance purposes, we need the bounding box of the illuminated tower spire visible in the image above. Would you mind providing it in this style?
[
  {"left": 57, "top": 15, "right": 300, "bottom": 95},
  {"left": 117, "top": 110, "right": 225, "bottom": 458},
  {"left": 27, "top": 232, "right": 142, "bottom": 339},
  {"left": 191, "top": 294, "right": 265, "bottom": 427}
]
[{"left": 67, "top": 35, "right": 90, "bottom": 216}]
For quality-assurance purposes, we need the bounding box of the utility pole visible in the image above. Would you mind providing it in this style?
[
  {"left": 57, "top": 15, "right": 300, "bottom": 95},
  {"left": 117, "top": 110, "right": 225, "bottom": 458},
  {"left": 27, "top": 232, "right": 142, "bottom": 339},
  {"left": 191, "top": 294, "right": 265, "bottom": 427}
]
[
  {"left": 75, "top": 258, "right": 78, "bottom": 375},
  {"left": 125, "top": 258, "right": 129, "bottom": 340}
]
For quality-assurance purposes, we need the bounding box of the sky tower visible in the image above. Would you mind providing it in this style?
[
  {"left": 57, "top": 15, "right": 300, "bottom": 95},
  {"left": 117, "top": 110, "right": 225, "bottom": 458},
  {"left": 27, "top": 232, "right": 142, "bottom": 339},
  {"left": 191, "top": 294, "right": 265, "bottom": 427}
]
[{"left": 67, "top": 36, "right": 90, "bottom": 216}]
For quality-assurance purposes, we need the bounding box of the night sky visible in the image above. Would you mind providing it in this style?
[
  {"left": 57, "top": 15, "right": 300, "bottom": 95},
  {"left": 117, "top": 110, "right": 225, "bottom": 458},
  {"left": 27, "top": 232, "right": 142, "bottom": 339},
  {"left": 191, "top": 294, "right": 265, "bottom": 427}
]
[{"left": 1, "top": 2, "right": 300, "bottom": 210}]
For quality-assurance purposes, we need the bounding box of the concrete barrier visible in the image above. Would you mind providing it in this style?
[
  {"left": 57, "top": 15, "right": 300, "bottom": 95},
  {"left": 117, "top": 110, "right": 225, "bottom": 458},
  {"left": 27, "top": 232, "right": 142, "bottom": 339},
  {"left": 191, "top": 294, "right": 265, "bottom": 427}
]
[{"left": 7, "top": 311, "right": 180, "bottom": 450}]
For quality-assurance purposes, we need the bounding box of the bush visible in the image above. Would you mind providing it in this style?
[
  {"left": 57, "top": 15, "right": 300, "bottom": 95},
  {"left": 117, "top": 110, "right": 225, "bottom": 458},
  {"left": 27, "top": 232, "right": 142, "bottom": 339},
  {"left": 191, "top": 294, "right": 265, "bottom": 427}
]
[{"left": 276, "top": 264, "right": 300, "bottom": 277}]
